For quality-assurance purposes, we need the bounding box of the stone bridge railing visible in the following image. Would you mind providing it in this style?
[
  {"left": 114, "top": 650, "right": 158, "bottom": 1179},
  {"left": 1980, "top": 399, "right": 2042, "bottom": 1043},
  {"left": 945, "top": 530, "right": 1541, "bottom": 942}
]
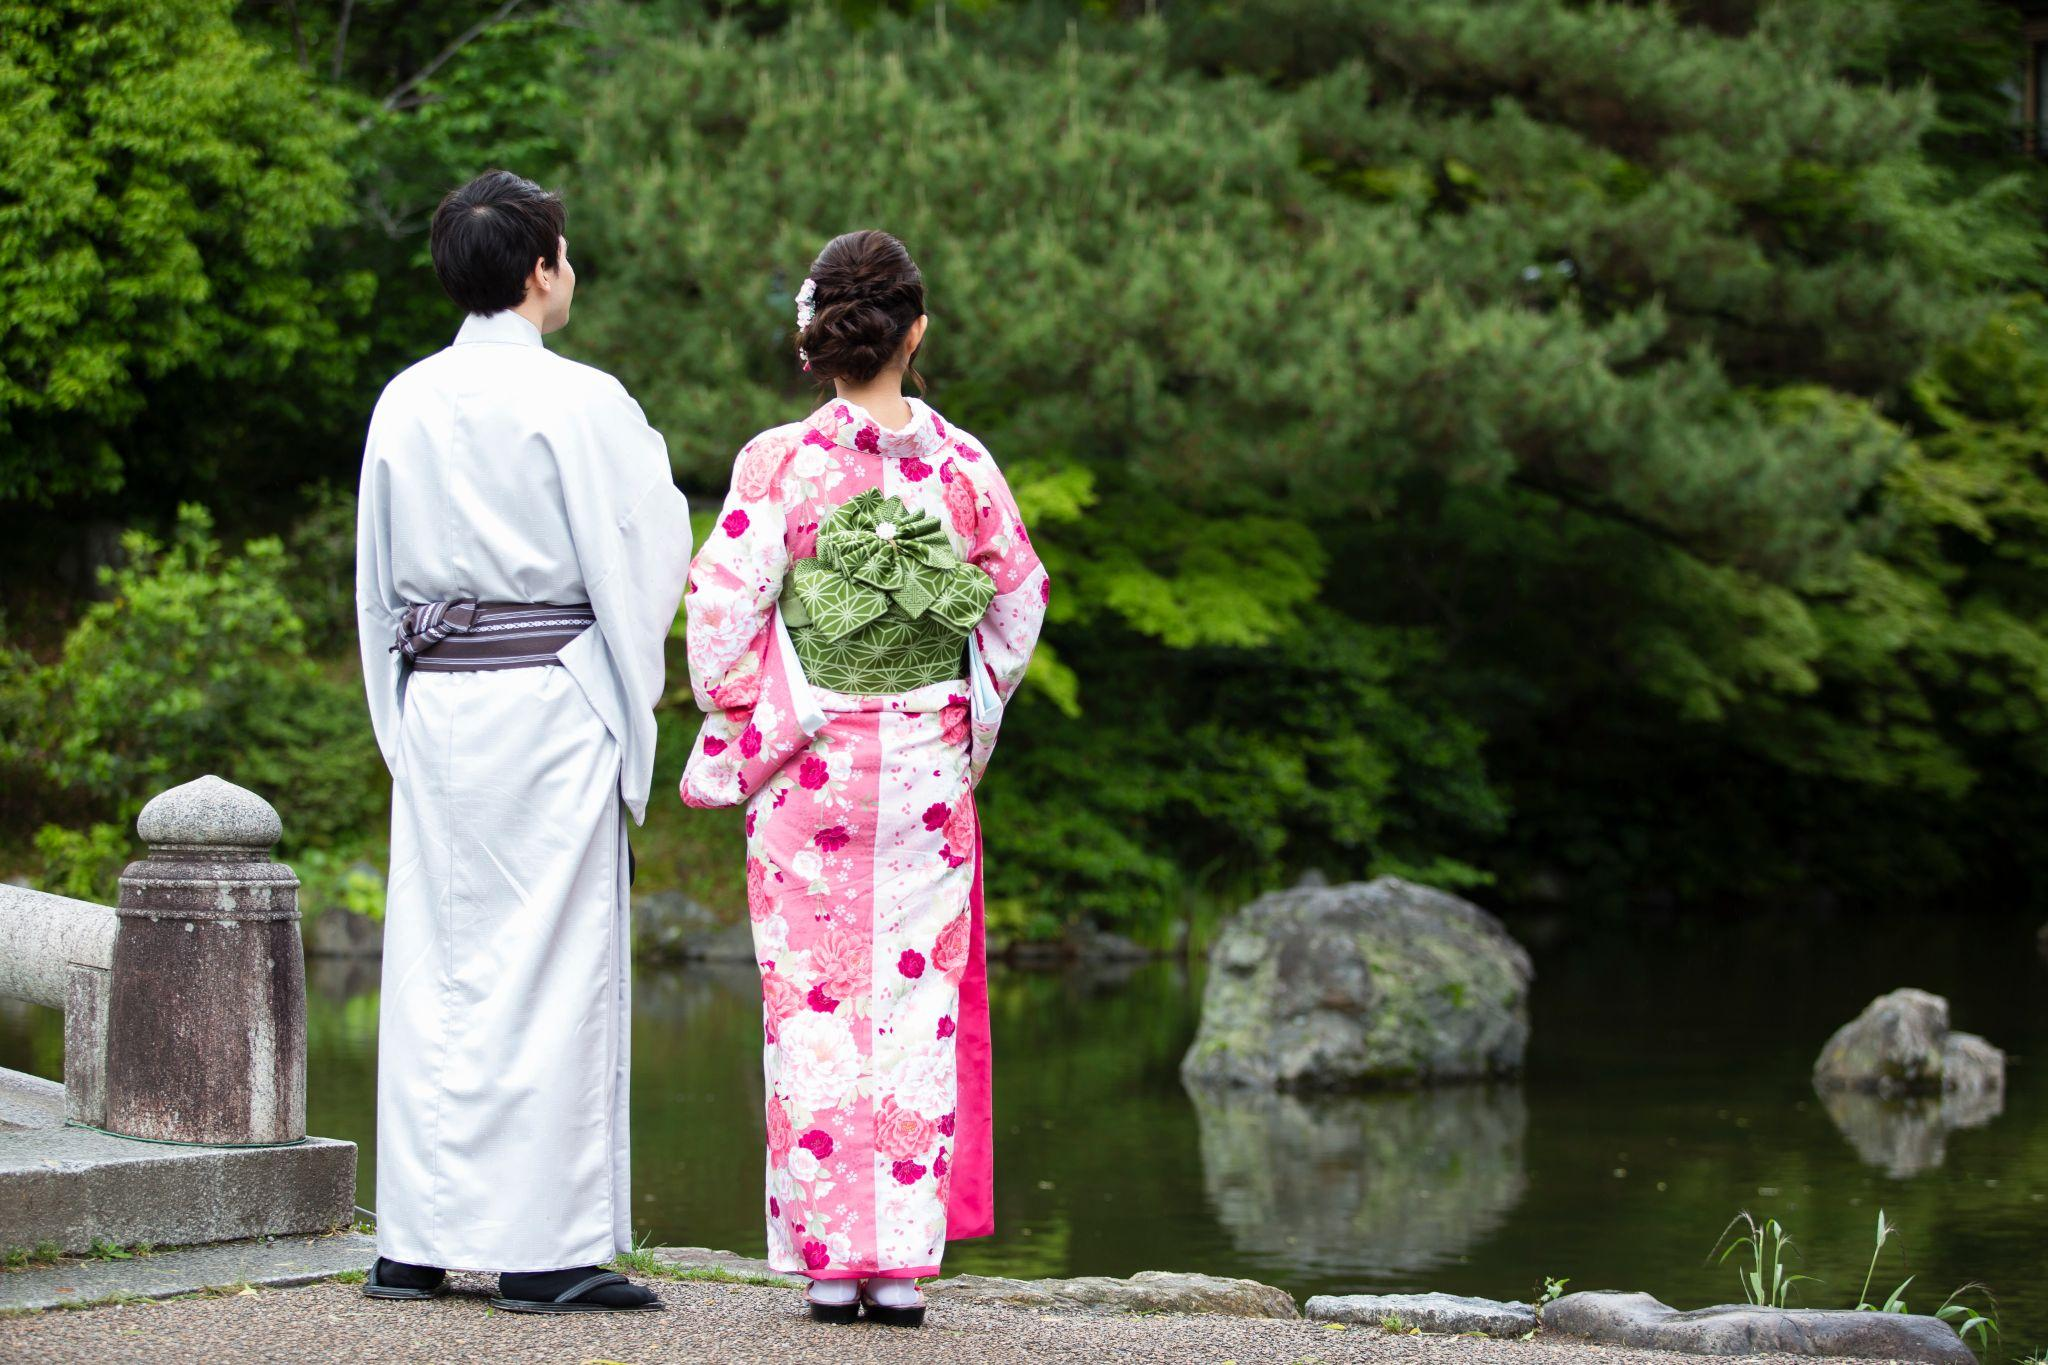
[{"left": 0, "top": 775, "right": 307, "bottom": 1145}]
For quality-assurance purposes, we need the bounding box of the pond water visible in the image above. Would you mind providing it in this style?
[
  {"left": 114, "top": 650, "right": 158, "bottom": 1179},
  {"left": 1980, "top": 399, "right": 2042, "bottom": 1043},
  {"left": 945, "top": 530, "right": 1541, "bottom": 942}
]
[{"left": 4, "top": 912, "right": 2043, "bottom": 1349}]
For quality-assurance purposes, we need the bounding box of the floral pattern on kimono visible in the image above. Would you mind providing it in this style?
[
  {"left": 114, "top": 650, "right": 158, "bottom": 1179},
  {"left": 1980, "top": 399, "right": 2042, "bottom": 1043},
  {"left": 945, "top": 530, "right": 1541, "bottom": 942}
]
[{"left": 682, "top": 397, "right": 1046, "bottom": 1279}]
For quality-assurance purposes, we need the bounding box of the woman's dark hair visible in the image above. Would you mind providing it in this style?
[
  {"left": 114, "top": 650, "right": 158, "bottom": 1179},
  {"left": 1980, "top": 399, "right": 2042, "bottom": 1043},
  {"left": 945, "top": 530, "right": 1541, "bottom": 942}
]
[
  {"left": 429, "top": 170, "right": 565, "bottom": 316},
  {"left": 798, "top": 230, "right": 926, "bottom": 388}
]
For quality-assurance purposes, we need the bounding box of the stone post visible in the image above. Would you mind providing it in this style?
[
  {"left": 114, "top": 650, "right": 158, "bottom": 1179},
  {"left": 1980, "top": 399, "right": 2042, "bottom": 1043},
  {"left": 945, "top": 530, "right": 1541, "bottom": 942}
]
[{"left": 103, "top": 776, "right": 307, "bottom": 1145}]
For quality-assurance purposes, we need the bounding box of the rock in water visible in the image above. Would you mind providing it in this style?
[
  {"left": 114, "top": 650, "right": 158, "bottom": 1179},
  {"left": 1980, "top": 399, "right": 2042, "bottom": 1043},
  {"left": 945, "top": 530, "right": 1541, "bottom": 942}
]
[
  {"left": 1812, "top": 988, "right": 2005, "bottom": 1100},
  {"left": 1180, "top": 877, "right": 1532, "bottom": 1090}
]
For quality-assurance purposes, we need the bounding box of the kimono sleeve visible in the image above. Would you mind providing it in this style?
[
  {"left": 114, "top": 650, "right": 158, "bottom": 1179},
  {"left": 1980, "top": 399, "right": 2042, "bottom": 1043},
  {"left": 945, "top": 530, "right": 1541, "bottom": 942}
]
[
  {"left": 354, "top": 419, "right": 406, "bottom": 774},
  {"left": 553, "top": 375, "right": 693, "bottom": 824},
  {"left": 956, "top": 441, "right": 1048, "bottom": 785},
  {"left": 684, "top": 432, "right": 793, "bottom": 712}
]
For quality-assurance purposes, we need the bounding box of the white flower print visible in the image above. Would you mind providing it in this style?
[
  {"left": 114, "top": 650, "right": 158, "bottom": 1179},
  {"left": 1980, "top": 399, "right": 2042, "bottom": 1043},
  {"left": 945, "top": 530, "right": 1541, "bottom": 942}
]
[
  {"left": 892, "top": 1040, "right": 957, "bottom": 1119},
  {"left": 775, "top": 1011, "right": 864, "bottom": 1114},
  {"left": 788, "top": 1146, "right": 821, "bottom": 1182},
  {"left": 791, "top": 849, "right": 823, "bottom": 881}
]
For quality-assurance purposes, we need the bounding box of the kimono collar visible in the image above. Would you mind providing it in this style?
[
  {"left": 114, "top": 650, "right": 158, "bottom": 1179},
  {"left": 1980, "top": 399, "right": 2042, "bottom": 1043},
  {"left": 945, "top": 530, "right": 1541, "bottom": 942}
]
[
  {"left": 454, "top": 311, "right": 545, "bottom": 348},
  {"left": 805, "top": 397, "right": 950, "bottom": 461}
]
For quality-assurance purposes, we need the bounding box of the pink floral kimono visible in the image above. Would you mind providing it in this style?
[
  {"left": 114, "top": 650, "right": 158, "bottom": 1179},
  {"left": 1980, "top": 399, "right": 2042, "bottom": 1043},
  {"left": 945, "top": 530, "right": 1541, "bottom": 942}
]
[{"left": 681, "top": 397, "right": 1046, "bottom": 1279}]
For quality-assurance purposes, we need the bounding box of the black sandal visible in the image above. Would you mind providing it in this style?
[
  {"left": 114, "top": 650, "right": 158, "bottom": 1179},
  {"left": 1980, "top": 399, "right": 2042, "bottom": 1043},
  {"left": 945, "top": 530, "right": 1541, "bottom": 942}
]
[
  {"left": 489, "top": 1270, "right": 663, "bottom": 1314},
  {"left": 860, "top": 1283, "right": 927, "bottom": 1328},
  {"left": 805, "top": 1288, "right": 861, "bottom": 1324},
  {"left": 362, "top": 1260, "right": 446, "bottom": 1301}
]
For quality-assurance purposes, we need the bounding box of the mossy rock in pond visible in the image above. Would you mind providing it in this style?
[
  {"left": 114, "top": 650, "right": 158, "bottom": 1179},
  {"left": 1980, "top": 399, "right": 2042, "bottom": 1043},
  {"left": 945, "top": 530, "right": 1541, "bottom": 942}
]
[{"left": 1180, "top": 877, "right": 1532, "bottom": 1090}]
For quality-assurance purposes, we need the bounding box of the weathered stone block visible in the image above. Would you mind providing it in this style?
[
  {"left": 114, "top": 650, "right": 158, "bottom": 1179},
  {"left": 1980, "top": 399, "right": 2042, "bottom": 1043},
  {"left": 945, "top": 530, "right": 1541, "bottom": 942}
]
[
  {"left": 1305, "top": 1291, "right": 1536, "bottom": 1335},
  {"left": 929, "top": 1269, "right": 1300, "bottom": 1318}
]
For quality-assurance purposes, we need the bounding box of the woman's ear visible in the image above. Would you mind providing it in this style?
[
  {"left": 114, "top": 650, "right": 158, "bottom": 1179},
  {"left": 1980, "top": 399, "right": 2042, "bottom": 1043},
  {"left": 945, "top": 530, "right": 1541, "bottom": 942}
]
[{"left": 904, "top": 314, "right": 929, "bottom": 363}]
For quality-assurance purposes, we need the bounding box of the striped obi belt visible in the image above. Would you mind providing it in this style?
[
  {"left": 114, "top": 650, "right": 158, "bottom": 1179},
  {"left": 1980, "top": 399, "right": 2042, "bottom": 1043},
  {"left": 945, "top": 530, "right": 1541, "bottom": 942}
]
[{"left": 391, "top": 600, "right": 596, "bottom": 672}]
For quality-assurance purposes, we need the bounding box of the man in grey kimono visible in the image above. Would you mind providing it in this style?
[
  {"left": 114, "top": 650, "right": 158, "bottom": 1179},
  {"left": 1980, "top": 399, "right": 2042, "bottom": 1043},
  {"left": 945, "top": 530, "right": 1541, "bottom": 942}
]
[{"left": 354, "top": 170, "right": 691, "bottom": 1312}]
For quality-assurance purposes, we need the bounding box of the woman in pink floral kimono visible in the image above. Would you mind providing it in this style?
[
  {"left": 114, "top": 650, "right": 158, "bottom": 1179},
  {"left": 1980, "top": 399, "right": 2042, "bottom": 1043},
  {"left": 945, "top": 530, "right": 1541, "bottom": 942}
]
[{"left": 680, "top": 230, "right": 1047, "bottom": 1327}]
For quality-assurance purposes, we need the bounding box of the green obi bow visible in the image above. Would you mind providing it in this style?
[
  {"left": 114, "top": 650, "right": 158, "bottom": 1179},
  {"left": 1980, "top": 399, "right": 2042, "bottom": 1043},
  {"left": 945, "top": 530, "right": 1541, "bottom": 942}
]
[{"left": 780, "top": 489, "right": 996, "bottom": 693}]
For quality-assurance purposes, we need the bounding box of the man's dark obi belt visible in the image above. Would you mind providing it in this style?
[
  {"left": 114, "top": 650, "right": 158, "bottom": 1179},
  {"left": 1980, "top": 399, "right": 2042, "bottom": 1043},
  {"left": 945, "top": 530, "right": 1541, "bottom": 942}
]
[{"left": 392, "top": 600, "right": 596, "bottom": 672}]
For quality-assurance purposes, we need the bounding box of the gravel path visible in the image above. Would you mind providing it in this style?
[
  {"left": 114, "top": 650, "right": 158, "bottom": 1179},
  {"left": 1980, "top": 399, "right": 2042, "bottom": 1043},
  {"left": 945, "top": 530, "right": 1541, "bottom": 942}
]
[{"left": 0, "top": 1274, "right": 1876, "bottom": 1365}]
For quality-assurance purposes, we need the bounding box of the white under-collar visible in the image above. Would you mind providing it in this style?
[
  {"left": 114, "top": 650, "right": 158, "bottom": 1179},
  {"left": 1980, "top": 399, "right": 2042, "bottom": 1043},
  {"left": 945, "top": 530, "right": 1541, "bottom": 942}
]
[{"left": 454, "top": 311, "right": 545, "bottom": 348}]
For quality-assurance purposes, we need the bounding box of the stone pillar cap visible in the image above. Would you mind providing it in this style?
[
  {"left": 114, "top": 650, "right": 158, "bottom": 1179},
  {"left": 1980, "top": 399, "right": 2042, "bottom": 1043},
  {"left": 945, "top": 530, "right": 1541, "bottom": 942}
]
[{"left": 136, "top": 775, "right": 282, "bottom": 849}]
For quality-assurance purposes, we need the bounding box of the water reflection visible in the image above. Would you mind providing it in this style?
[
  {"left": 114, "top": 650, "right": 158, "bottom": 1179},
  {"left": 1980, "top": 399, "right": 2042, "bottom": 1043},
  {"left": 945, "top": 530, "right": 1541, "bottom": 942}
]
[
  {"left": 1188, "top": 1085, "right": 1528, "bottom": 1277},
  {"left": 1817, "top": 1086, "right": 2005, "bottom": 1179}
]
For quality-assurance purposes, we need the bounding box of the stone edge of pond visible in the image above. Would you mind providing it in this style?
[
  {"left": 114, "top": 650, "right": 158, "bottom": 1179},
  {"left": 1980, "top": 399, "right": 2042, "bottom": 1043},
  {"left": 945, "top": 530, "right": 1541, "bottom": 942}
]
[
  {"left": 1306, "top": 1291, "right": 1538, "bottom": 1336},
  {"left": 1542, "top": 1290, "right": 1978, "bottom": 1365},
  {"left": 0, "top": 1231, "right": 374, "bottom": 1314}
]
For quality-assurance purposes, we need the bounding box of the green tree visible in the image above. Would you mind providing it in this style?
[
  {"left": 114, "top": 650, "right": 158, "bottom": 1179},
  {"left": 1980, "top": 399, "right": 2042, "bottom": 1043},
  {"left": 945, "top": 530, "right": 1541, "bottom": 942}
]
[{"left": 0, "top": 0, "right": 363, "bottom": 505}]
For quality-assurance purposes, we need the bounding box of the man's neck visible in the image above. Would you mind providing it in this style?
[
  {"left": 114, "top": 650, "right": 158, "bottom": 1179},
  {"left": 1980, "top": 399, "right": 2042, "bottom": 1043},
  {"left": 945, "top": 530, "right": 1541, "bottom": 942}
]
[{"left": 511, "top": 298, "right": 550, "bottom": 336}]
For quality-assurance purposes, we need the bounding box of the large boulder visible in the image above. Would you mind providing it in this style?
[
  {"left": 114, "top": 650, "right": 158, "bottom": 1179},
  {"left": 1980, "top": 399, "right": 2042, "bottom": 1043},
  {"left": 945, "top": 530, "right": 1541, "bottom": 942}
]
[
  {"left": 1812, "top": 988, "right": 2004, "bottom": 1100},
  {"left": 1180, "top": 877, "right": 1532, "bottom": 1090},
  {"left": 1544, "top": 1291, "right": 1974, "bottom": 1365}
]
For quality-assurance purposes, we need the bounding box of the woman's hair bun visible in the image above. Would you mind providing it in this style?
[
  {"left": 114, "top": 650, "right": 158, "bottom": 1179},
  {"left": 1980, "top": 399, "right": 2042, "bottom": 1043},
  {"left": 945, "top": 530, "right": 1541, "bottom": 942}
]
[{"left": 797, "top": 230, "right": 926, "bottom": 388}]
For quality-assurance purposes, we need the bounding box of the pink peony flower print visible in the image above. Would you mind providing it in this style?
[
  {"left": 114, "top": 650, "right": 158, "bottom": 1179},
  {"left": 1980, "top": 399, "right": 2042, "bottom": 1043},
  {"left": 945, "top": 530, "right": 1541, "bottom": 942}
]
[
  {"left": 745, "top": 858, "right": 773, "bottom": 923},
  {"left": 898, "top": 949, "right": 926, "bottom": 979},
  {"left": 810, "top": 927, "right": 870, "bottom": 1000},
  {"left": 936, "top": 1015, "right": 956, "bottom": 1040},
  {"left": 900, "top": 456, "right": 933, "bottom": 482},
  {"left": 875, "top": 1096, "right": 936, "bottom": 1159},
  {"left": 1040, "top": 576, "right": 1051, "bottom": 605},
  {"left": 739, "top": 723, "right": 762, "bottom": 759},
  {"left": 722, "top": 509, "right": 750, "bottom": 538},
  {"left": 766, "top": 1097, "right": 793, "bottom": 1161},
  {"left": 802, "top": 426, "right": 834, "bottom": 450},
  {"left": 934, "top": 1149, "right": 948, "bottom": 1179},
  {"left": 855, "top": 423, "right": 880, "bottom": 454},
  {"left": 735, "top": 439, "right": 781, "bottom": 501},
  {"left": 953, "top": 440, "right": 980, "bottom": 462},
  {"left": 932, "top": 914, "right": 970, "bottom": 980},
  {"left": 703, "top": 735, "right": 728, "bottom": 757},
  {"left": 802, "top": 1240, "right": 830, "bottom": 1270},
  {"left": 762, "top": 971, "right": 804, "bottom": 1028},
  {"left": 798, "top": 756, "right": 830, "bottom": 790},
  {"left": 941, "top": 799, "right": 974, "bottom": 855},
  {"left": 745, "top": 810, "right": 757, "bottom": 838},
  {"left": 815, "top": 825, "right": 851, "bottom": 852},
  {"left": 931, "top": 413, "right": 947, "bottom": 439},
  {"left": 769, "top": 1196, "right": 780, "bottom": 1218},
  {"left": 938, "top": 1111, "right": 956, "bottom": 1138},
  {"left": 921, "top": 802, "right": 950, "bottom": 832},
  {"left": 890, "top": 1159, "right": 927, "bottom": 1186},
  {"left": 944, "top": 468, "right": 978, "bottom": 536},
  {"left": 940, "top": 703, "right": 969, "bottom": 747},
  {"left": 799, "top": 1128, "right": 834, "bottom": 1159},
  {"left": 806, "top": 983, "right": 839, "bottom": 1013},
  {"left": 938, "top": 460, "right": 955, "bottom": 485}
]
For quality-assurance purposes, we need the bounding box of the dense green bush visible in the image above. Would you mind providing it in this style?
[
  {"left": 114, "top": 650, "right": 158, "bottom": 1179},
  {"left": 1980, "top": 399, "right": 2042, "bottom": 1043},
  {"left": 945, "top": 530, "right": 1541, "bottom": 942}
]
[{"left": 4, "top": 505, "right": 386, "bottom": 890}]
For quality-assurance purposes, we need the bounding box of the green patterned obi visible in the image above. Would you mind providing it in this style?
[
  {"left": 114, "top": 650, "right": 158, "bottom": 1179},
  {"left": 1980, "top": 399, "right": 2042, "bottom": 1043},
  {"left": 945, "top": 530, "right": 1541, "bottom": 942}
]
[{"left": 780, "top": 489, "right": 996, "bottom": 693}]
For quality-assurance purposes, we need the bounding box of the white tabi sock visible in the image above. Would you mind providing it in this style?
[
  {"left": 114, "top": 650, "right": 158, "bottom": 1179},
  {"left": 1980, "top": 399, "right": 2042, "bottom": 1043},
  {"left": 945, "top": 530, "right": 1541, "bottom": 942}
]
[
  {"left": 864, "top": 1277, "right": 923, "bottom": 1307},
  {"left": 805, "top": 1277, "right": 857, "bottom": 1305}
]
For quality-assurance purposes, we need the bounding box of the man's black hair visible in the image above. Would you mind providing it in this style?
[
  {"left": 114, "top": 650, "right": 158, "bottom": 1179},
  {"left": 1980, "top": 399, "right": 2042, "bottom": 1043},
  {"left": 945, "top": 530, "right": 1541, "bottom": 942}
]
[{"left": 429, "top": 170, "right": 565, "bottom": 316}]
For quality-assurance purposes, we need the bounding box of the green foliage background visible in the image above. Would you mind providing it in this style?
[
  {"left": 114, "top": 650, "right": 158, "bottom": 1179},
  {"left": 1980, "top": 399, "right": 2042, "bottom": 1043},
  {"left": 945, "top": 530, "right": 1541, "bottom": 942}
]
[{"left": 6, "top": 0, "right": 2048, "bottom": 934}]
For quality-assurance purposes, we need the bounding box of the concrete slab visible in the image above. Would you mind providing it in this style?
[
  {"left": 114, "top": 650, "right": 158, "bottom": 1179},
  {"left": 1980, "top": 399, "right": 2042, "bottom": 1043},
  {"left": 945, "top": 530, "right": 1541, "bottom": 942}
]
[
  {"left": 0, "top": 1068, "right": 355, "bottom": 1255},
  {"left": 0, "top": 1231, "right": 374, "bottom": 1312}
]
